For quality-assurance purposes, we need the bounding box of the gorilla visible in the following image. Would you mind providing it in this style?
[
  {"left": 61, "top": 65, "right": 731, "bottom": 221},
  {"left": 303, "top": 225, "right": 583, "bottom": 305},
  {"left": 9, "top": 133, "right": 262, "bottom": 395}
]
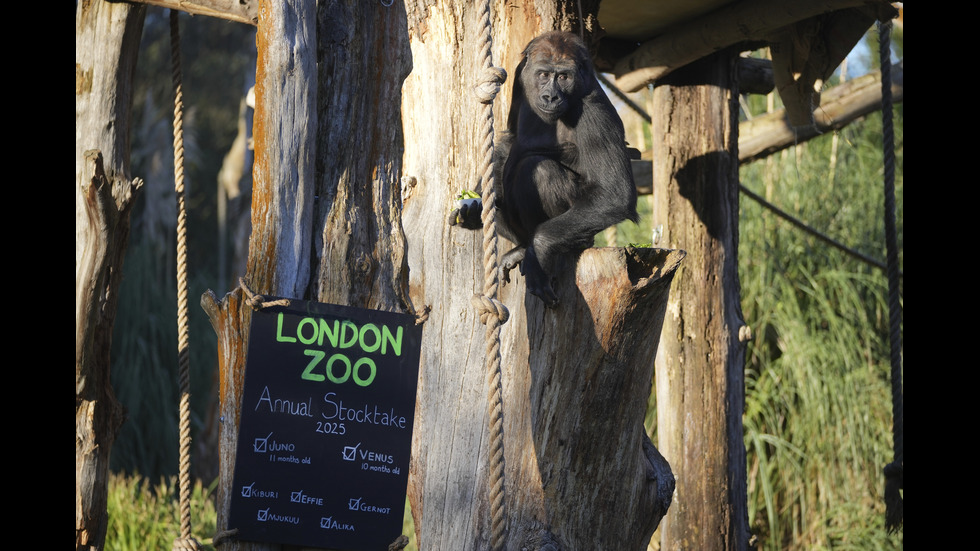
[{"left": 453, "top": 31, "right": 638, "bottom": 308}]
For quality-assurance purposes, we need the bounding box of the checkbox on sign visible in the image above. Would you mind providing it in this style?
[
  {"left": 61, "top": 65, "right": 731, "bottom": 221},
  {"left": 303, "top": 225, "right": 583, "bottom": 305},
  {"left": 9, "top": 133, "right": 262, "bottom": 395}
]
[
  {"left": 253, "top": 432, "right": 273, "bottom": 453},
  {"left": 257, "top": 508, "right": 269, "bottom": 521},
  {"left": 342, "top": 442, "right": 361, "bottom": 461}
]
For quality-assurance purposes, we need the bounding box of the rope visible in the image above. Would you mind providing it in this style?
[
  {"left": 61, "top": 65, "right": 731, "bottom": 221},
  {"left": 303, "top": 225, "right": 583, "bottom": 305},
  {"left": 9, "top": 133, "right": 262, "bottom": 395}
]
[
  {"left": 878, "top": 18, "right": 903, "bottom": 533},
  {"left": 238, "top": 277, "right": 292, "bottom": 310},
  {"left": 738, "top": 184, "right": 903, "bottom": 279},
  {"left": 168, "top": 10, "right": 203, "bottom": 551},
  {"left": 471, "top": 2, "right": 508, "bottom": 549}
]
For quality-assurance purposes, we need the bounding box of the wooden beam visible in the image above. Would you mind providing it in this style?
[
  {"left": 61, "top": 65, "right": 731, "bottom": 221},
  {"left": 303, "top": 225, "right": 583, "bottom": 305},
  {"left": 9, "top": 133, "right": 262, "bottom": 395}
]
[
  {"left": 738, "top": 61, "right": 903, "bottom": 164},
  {"left": 131, "top": 0, "right": 257, "bottom": 25},
  {"left": 612, "top": 0, "right": 894, "bottom": 92}
]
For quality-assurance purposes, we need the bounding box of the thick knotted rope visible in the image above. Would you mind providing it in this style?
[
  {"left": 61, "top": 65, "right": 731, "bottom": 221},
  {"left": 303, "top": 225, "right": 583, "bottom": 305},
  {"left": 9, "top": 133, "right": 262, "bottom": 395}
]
[
  {"left": 239, "top": 277, "right": 292, "bottom": 310},
  {"left": 878, "top": 18, "right": 903, "bottom": 533},
  {"left": 169, "top": 10, "right": 203, "bottom": 551},
  {"left": 472, "top": 1, "right": 508, "bottom": 549},
  {"left": 475, "top": 66, "right": 507, "bottom": 104}
]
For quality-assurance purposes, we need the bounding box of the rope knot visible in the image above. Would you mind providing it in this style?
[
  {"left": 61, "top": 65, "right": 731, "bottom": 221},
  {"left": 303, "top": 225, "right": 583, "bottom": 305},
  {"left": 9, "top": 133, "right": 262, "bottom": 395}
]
[
  {"left": 239, "top": 277, "right": 291, "bottom": 310},
  {"left": 474, "top": 66, "right": 507, "bottom": 104},
  {"left": 471, "top": 293, "right": 510, "bottom": 325}
]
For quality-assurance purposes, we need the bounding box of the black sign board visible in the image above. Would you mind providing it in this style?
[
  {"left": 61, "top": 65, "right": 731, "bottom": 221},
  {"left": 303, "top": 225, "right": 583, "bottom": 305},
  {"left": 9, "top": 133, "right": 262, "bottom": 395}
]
[{"left": 229, "top": 298, "right": 422, "bottom": 550}]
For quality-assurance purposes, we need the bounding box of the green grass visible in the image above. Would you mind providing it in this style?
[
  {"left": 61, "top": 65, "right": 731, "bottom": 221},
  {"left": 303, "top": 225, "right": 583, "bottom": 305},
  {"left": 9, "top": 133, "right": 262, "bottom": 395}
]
[
  {"left": 737, "top": 104, "right": 903, "bottom": 549},
  {"left": 106, "top": 474, "right": 218, "bottom": 551},
  {"left": 105, "top": 475, "right": 418, "bottom": 551}
]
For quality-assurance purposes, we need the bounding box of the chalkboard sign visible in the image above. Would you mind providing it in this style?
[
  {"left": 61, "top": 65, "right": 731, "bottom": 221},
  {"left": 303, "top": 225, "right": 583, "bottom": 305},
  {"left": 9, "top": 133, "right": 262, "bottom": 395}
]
[{"left": 228, "top": 298, "right": 422, "bottom": 550}]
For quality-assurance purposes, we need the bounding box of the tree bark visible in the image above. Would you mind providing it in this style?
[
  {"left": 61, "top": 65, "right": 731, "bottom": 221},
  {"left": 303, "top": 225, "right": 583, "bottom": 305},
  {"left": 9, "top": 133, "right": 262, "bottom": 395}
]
[
  {"left": 650, "top": 51, "right": 750, "bottom": 551},
  {"left": 402, "top": 2, "right": 675, "bottom": 549},
  {"left": 75, "top": 2, "right": 145, "bottom": 549}
]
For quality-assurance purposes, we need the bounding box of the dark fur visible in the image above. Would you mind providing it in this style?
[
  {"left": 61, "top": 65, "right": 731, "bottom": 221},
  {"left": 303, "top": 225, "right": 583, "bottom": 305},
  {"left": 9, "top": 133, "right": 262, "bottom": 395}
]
[{"left": 455, "top": 31, "right": 638, "bottom": 307}]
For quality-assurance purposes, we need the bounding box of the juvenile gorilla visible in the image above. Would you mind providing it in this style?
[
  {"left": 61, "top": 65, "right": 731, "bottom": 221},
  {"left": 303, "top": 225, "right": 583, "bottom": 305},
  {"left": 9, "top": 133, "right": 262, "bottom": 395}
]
[{"left": 455, "top": 31, "right": 638, "bottom": 307}]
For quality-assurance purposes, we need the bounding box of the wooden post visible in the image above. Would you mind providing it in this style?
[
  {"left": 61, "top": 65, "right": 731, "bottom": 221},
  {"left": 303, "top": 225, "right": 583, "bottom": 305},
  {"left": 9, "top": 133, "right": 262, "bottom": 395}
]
[
  {"left": 650, "top": 51, "right": 750, "bottom": 551},
  {"left": 202, "top": 1, "right": 412, "bottom": 549},
  {"left": 75, "top": 2, "right": 145, "bottom": 548}
]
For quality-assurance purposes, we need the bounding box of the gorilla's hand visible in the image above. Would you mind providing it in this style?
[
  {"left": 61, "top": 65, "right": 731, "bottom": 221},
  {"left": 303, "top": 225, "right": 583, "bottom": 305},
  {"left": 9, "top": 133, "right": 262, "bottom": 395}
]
[{"left": 448, "top": 198, "right": 483, "bottom": 230}]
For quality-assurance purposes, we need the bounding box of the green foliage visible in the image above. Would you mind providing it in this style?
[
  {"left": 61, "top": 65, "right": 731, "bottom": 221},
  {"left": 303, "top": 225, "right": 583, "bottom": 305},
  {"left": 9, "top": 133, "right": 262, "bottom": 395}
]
[
  {"left": 739, "top": 103, "right": 903, "bottom": 549},
  {"left": 106, "top": 473, "right": 417, "bottom": 551},
  {"left": 106, "top": 473, "right": 217, "bottom": 551},
  {"left": 109, "top": 236, "right": 218, "bottom": 479}
]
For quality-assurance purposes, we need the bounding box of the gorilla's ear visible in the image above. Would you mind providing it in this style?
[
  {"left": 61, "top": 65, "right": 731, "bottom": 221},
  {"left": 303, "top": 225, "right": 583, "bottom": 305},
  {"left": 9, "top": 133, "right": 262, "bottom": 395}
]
[{"left": 507, "top": 55, "right": 529, "bottom": 133}]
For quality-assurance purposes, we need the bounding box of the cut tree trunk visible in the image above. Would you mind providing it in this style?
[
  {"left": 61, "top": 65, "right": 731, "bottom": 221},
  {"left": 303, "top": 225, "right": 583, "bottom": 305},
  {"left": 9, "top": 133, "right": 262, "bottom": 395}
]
[
  {"left": 75, "top": 2, "right": 145, "bottom": 549},
  {"left": 650, "top": 52, "right": 750, "bottom": 551}
]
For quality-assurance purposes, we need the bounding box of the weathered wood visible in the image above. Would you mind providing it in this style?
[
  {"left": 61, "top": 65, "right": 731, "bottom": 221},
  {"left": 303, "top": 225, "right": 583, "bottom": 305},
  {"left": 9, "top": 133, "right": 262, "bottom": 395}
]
[
  {"left": 650, "top": 52, "right": 749, "bottom": 551},
  {"left": 766, "top": 5, "right": 884, "bottom": 126},
  {"left": 611, "top": 0, "right": 891, "bottom": 90},
  {"left": 495, "top": 247, "right": 682, "bottom": 548},
  {"left": 204, "top": 2, "right": 675, "bottom": 549},
  {"left": 735, "top": 56, "right": 774, "bottom": 96},
  {"left": 75, "top": 1, "right": 145, "bottom": 548},
  {"left": 402, "top": 2, "right": 675, "bottom": 548},
  {"left": 205, "top": 1, "right": 413, "bottom": 550},
  {"left": 739, "top": 61, "right": 904, "bottom": 163}
]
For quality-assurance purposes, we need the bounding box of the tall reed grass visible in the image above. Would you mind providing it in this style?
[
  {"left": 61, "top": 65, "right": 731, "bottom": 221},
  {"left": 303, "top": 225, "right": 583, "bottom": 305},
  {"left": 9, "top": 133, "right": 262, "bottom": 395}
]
[{"left": 738, "top": 105, "right": 902, "bottom": 549}]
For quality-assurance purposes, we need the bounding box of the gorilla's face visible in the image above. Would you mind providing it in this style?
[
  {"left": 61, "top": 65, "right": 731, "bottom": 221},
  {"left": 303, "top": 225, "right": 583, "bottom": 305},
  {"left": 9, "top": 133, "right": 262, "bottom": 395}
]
[
  {"left": 523, "top": 56, "right": 582, "bottom": 122},
  {"left": 518, "top": 34, "right": 591, "bottom": 123}
]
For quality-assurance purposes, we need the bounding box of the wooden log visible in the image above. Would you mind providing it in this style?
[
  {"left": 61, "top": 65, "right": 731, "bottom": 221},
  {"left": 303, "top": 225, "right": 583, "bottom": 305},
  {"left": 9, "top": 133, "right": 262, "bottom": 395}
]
[
  {"left": 611, "top": 0, "right": 890, "bottom": 92},
  {"left": 402, "top": 2, "right": 678, "bottom": 547},
  {"left": 650, "top": 51, "right": 750, "bottom": 551},
  {"left": 75, "top": 1, "right": 145, "bottom": 547},
  {"left": 739, "top": 62, "right": 904, "bottom": 163},
  {"left": 495, "top": 247, "right": 682, "bottom": 548}
]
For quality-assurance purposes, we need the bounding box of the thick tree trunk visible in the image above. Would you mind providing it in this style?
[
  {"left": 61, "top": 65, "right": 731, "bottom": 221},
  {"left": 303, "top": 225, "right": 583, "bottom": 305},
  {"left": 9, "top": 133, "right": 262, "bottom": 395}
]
[
  {"left": 402, "top": 2, "right": 675, "bottom": 549},
  {"left": 202, "top": 1, "right": 412, "bottom": 549},
  {"left": 75, "top": 2, "right": 145, "bottom": 549},
  {"left": 650, "top": 52, "right": 750, "bottom": 551}
]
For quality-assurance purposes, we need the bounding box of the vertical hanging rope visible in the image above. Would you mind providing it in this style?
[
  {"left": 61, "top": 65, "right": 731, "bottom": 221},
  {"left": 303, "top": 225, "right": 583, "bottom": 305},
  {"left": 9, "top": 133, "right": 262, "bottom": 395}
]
[
  {"left": 169, "top": 10, "right": 203, "bottom": 551},
  {"left": 470, "top": 1, "right": 509, "bottom": 549},
  {"left": 878, "top": 18, "right": 903, "bottom": 533}
]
